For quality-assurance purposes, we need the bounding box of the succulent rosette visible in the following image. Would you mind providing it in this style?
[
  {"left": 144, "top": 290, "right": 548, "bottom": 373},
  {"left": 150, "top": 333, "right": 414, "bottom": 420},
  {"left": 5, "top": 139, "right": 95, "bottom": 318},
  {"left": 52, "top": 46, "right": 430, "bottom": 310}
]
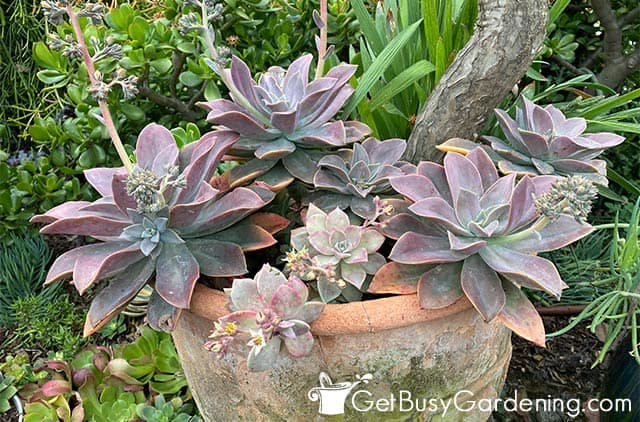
[
  {"left": 310, "top": 137, "right": 410, "bottom": 219},
  {"left": 199, "top": 54, "right": 371, "bottom": 187},
  {"left": 32, "top": 124, "right": 285, "bottom": 335},
  {"left": 206, "top": 265, "right": 325, "bottom": 372},
  {"left": 370, "top": 147, "right": 594, "bottom": 345},
  {"left": 440, "top": 97, "right": 624, "bottom": 185},
  {"left": 289, "top": 204, "right": 386, "bottom": 302}
]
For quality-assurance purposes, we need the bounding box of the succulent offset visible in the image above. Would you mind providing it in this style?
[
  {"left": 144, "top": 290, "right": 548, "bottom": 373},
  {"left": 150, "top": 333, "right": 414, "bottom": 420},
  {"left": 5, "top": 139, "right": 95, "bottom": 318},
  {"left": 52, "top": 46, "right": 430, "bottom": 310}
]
[
  {"left": 205, "top": 265, "right": 325, "bottom": 371},
  {"left": 440, "top": 97, "right": 624, "bottom": 185},
  {"left": 288, "top": 204, "right": 386, "bottom": 302},
  {"left": 370, "top": 148, "right": 595, "bottom": 345},
  {"left": 198, "top": 54, "right": 371, "bottom": 186},
  {"left": 311, "top": 137, "right": 409, "bottom": 219},
  {"left": 32, "top": 124, "right": 284, "bottom": 335}
]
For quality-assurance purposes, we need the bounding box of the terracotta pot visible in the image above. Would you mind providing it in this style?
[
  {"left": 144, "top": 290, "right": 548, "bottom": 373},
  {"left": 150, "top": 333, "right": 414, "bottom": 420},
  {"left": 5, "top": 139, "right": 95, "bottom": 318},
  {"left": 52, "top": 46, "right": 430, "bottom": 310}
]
[{"left": 172, "top": 284, "right": 512, "bottom": 421}]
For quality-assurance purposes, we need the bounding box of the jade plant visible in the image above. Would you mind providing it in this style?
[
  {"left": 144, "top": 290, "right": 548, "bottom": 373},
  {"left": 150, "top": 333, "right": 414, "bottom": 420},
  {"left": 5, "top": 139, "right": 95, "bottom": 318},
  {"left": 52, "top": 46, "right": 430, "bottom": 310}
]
[
  {"left": 287, "top": 204, "right": 386, "bottom": 302},
  {"left": 370, "top": 148, "right": 595, "bottom": 345},
  {"left": 198, "top": 54, "right": 371, "bottom": 187},
  {"left": 439, "top": 97, "right": 625, "bottom": 185},
  {"left": 310, "top": 137, "right": 410, "bottom": 219},
  {"left": 32, "top": 124, "right": 282, "bottom": 334},
  {"left": 205, "top": 265, "right": 324, "bottom": 371}
]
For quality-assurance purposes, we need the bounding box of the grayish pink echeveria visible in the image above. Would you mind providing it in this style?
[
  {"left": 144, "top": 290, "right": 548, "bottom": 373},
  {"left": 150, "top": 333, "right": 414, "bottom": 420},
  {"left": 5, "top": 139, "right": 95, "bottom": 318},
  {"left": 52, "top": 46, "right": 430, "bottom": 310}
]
[
  {"left": 199, "top": 54, "right": 371, "bottom": 186},
  {"left": 439, "top": 97, "right": 624, "bottom": 185},
  {"left": 32, "top": 124, "right": 281, "bottom": 335},
  {"left": 206, "top": 265, "right": 325, "bottom": 372},
  {"left": 290, "top": 204, "right": 386, "bottom": 302},
  {"left": 370, "top": 147, "right": 594, "bottom": 346},
  {"left": 310, "top": 137, "right": 410, "bottom": 219}
]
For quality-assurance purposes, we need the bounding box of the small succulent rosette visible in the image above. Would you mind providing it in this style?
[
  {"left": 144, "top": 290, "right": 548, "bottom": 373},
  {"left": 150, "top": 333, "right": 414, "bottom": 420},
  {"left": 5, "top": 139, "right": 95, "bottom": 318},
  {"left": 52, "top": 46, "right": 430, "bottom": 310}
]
[
  {"left": 206, "top": 265, "right": 325, "bottom": 372},
  {"left": 310, "top": 137, "right": 411, "bottom": 219},
  {"left": 287, "top": 204, "right": 386, "bottom": 302}
]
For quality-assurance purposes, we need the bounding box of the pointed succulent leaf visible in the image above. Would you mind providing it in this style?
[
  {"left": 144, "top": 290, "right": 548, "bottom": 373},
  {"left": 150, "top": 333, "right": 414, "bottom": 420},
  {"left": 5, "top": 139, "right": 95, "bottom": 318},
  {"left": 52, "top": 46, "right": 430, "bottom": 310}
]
[
  {"left": 497, "top": 281, "right": 546, "bottom": 346},
  {"left": 155, "top": 242, "right": 200, "bottom": 308},
  {"left": 460, "top": 254, "right": 505, "bottom": 321},
  {"left": 228, "top": 278, "right": 262, "bottom": 311},
  {"left": 187, "top": 239, "right": 248, "bottom": 277},
  {"left": 418, "top": 262, "right": 464, "bottom": 309},
  {"left": 369, "top": 262, "right": 432, "bottom": 294}
]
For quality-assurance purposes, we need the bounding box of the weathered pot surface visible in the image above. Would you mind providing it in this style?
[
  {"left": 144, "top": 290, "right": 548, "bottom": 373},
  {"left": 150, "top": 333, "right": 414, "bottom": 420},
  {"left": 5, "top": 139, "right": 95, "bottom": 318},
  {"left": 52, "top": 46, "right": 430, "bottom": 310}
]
[{"left": 173, "top": 284, "right": 512, "bottom": 421}]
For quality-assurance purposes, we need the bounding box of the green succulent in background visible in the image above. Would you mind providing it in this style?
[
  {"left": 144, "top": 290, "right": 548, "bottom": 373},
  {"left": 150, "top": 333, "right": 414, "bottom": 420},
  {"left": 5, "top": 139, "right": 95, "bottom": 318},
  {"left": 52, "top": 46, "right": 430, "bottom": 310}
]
[
  {"left": 136, "top": 394, "right": 202, "bottom": 422},
  {"left": 118, "top": 326, "right": 188, "bottom": 395},
  {"left": 0, "top": 153, "right": 94, "bottom": 237},
  {"left": 0, "top": 230, "right": 62, "bottom": 325},
  {"left": 0, "top": 373, "right": 17, "bottom": 414},
  {"left": 21, "top": 327, "right": 196, "bottom": 422}
]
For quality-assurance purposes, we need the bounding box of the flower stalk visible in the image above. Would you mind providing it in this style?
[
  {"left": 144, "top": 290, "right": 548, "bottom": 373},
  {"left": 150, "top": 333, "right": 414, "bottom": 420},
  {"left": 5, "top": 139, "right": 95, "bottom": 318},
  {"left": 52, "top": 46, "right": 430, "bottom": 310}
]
[{"left": 66, "top": 5, "right": 133, "bottom": 173}]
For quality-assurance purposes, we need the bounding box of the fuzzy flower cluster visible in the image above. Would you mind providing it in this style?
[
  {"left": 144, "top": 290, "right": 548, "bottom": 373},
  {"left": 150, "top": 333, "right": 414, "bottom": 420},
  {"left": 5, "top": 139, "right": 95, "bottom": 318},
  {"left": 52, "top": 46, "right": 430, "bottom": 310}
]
[
  {"left": 89, "top": 69, "right": 139, "bottom": 102},
  {"left": 41, "top": 1, "right": 104, "bottom": 25},
  {"left": 125, "top": 166, "right": 186, "bottom": 213},
  {"left": 534, "top": 175, "right": 598, "bottom": 223}
]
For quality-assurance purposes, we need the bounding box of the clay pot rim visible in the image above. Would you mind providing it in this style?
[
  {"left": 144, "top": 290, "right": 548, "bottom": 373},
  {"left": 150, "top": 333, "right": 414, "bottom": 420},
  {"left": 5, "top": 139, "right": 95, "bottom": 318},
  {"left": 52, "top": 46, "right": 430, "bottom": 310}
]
[{"left": 189, "top": 283, "right": 473, "bottom": 336}]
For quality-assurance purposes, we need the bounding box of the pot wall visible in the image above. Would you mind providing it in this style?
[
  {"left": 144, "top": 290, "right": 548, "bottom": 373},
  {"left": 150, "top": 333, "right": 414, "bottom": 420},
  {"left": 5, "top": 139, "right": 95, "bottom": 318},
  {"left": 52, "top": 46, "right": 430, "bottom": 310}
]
[{"left": 172, "top": 291, "right": 512, "bottom": 422}]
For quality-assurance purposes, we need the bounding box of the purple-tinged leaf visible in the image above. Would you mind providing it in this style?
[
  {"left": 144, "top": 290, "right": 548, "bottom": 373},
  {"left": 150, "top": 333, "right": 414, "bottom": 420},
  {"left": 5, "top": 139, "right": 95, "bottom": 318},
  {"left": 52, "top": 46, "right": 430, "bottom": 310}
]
[
  {"left": 187, "top": 239, "right": 248, "bottom": 277},
  {"left": 518, "top": 129, "right": 550, "bottom": 157},
  {"left": 84, "top": 167, "right": 125, "bottom": 197},
  {"left": 30, "top": 201, "right": 93, "bottom": 224},
  {"left": 460, "top": 254, "right": 505, "bottom": 321},
  {"left": 466, "top": 147, "right": 498, "bottom": 190},
  {"left": 73, "top": 243, "right": 143, "bottom": 294},
  {"left": 283, "top": 330, "right": 314, "bottom": 358},
  {"left": 380, "top": 213, "right": 437, "bottom": 239},
  {"left": 444, "top": 152, "right": 483, "bottom": 201},
  {"left": 255, "top": 138, "right": 296, "bottom": 160},
  {"left": 112, "top": 172, "right": 137, "bottom": 213},
  {"left": 40, "top": 380, "right": 71, "bottom": 397},
  {"left": 454, "top": 189, "right": 481, "bottom": 227},
  {"left": 135, "top": 123, "right": 177, "bottom": 170},
  {"left": 369, "top": 262, "right": 431, "bottom": 294},
  {"left": 40, "top": 214, "right": 130, "bottom": 237},
  {"left": 144, "top": 289, "right": 182, "bottom": 331},
  {"left": 271, "top": 283, "right": 304, "bottom": 317},
  {"left": 479, "top": 173, "right": 516, "bottom": 210},
  {"left": 506, "top": 176, "right": 537, "bottom": 232},
  {"left": 409, "top": 197, "right": 470, "bottom": 236},
  {"left": 85, "top": 258, "right": 154, "bottom": 336},
  {"left": 45, "top": 247, "right": 85, "bottom": 285},
  {"left": 155, "top": 242, "right": 200, "bottom": 309},
  {"left": 479, "top": 245, "right": 567, "bottom": 298},
  {"left": 255, "top": 264, "right": 288, "bottom": 303},
  {"left": 281, "top": 149, "right": 320, "bottom": 184},
  {"left": 390, "top": 175, "right": 439, "bottom": 202},
  {"left": 497, "top": 281, "right": 546, "bottom": 346},
  {"left": 418, "top": 262, "right": 464, "bottom": 309},
  {"left": 505, "top": 215, "right": 593, "bottom": 253},
  {"left": 447, "top": 231, "right": 486, "bottom": 254},
  {"left": 228, "top": 278, "right": 261, "bottom": 311},
  {"left": 209, "top": 224, "right": 276, "bottom": 252},
  {"left": 390, "top": 232, "right": 469, "bottom": 264}
]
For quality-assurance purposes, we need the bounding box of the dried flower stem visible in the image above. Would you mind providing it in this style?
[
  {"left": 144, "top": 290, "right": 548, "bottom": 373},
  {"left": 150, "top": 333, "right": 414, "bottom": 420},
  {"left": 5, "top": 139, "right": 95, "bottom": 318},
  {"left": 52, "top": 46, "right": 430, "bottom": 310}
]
[
  {"left": 66, "top": 5, "right": 133, "bottom": 173},
  {"left": 315, "top": 0, "right": 328, "bottom": 78}
]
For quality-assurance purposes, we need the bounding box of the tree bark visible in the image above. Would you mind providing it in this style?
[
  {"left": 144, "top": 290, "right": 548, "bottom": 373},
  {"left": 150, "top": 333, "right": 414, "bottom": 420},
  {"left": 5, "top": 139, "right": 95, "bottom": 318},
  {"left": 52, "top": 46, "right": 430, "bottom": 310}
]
[{"left": 405, "top": 0, "right": 548, "bottom": 163}]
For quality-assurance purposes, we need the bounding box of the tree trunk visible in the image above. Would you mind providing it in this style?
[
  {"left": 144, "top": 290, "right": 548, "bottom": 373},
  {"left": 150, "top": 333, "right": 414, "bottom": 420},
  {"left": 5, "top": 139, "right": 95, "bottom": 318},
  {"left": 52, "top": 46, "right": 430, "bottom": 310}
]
[{"left": 404, "top": 0, "right": 548, "bottom": 163}]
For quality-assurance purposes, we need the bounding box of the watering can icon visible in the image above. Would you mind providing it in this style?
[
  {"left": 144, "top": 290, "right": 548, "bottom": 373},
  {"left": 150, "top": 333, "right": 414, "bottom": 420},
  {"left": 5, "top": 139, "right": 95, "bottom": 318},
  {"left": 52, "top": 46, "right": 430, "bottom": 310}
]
[{"left": 307, "top": 372, "right": 373, "bottom": 415}]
